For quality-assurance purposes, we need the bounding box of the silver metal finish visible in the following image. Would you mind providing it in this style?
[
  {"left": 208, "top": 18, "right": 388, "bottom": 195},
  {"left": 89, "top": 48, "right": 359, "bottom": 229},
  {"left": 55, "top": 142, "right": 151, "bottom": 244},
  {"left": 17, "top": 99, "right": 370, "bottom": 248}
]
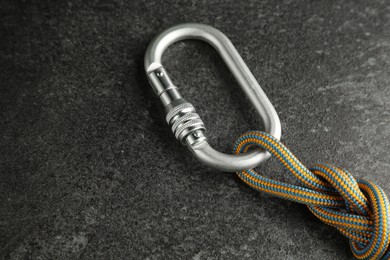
[{"left": 145, "top": 23, "right": 281, "bottom": 172}]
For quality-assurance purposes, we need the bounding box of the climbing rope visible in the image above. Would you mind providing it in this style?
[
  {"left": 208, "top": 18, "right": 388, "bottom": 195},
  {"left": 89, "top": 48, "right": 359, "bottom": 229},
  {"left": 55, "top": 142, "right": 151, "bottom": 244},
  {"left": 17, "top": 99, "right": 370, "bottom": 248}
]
[{"left": 234, "top": 131, "right": 390, "bottom": 260}]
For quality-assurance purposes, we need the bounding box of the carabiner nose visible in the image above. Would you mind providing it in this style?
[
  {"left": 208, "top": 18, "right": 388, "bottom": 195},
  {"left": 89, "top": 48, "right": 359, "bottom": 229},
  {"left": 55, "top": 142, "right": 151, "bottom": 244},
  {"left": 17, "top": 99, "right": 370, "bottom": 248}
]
[{"left": 145, "top": 23, "right": 281, "bottom": 172}]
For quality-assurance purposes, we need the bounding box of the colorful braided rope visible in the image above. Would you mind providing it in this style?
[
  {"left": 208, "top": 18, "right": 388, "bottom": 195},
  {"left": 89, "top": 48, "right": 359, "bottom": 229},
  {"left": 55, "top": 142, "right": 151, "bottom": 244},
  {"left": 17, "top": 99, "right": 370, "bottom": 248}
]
[{"left": 234, "top": 131, "right": 390, "bottom": 260}]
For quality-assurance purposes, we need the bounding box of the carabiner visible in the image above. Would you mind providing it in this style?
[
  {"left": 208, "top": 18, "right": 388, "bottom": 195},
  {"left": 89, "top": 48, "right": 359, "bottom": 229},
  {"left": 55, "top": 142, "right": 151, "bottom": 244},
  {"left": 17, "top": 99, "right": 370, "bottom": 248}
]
[{"left": 145, "top": 23, "right": 281, "bottom": 172}]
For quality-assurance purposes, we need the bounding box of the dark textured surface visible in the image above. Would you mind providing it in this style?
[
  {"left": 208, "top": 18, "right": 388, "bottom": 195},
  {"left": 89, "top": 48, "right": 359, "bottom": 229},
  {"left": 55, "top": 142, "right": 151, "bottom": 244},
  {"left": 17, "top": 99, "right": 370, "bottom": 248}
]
[{"left": 1, "top": 0, "right": 390, "bottom": 259}]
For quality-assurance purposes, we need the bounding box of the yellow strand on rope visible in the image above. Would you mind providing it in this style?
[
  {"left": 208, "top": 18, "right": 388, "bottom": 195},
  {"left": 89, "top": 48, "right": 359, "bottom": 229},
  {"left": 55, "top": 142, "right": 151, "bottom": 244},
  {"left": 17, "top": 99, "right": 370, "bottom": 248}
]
[{"left": 234, "top": 131, "right": 390, "bottom": 260}]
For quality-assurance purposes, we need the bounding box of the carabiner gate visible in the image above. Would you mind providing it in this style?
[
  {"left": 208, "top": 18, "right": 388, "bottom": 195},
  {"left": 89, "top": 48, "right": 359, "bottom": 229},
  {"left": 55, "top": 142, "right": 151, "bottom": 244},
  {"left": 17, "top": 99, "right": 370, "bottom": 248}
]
[{"left": 145, "top": 23, "right": 281, "bottom": 172}]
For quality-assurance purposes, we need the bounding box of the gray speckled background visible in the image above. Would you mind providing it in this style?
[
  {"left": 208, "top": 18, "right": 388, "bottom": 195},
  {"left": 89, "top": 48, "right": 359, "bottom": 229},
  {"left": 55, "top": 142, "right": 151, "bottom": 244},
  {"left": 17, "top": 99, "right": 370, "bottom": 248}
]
[{"left": 1, "top": 0, "right": 390, "bottom": 259}]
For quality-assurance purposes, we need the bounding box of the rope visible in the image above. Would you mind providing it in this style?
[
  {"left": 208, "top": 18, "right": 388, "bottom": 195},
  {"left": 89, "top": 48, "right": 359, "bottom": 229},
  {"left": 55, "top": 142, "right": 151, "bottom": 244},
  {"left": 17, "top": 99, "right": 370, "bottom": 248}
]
[{"left": 234, "top": 131, "right": 390, "bottom": 260}]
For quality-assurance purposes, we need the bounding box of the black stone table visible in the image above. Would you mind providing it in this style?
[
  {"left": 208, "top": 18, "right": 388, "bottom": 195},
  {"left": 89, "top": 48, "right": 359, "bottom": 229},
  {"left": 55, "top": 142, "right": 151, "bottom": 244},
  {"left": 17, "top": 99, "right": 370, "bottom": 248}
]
[{"left": 1, "top": 1, "right": 389, "bottom": 259}]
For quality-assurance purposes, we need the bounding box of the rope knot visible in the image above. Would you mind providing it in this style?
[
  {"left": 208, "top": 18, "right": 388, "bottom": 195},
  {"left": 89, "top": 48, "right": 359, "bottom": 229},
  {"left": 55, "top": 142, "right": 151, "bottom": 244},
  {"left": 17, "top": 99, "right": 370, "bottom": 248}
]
[{"left": 234, "top": 131, "right": 390, "bottom": 260}]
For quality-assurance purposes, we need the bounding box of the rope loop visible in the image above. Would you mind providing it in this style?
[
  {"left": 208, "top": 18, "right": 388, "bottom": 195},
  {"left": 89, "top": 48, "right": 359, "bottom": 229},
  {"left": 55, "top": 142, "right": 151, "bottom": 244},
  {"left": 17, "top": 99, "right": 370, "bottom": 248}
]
[{"left": 234, "top": 131, "right": 390, "bottom": 260}]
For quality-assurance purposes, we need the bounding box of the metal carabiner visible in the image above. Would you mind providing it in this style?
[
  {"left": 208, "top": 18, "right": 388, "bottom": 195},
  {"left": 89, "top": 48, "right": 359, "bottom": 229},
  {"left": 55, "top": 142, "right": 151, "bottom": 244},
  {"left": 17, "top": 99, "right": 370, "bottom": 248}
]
[{"left": 145, "top": 23, "right": 281, "bottom": 172}]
